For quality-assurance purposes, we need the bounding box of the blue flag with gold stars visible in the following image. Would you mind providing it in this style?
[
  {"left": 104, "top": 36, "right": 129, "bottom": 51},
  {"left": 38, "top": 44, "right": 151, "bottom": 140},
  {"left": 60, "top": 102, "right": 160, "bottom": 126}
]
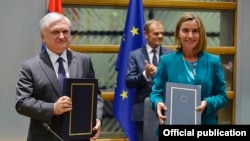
[{"left": 113, "top": 0, "right": 145, "bottom": 141}]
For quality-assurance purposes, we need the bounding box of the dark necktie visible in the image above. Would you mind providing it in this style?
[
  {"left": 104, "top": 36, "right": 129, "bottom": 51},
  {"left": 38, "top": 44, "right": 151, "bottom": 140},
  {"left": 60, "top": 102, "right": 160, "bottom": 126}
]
[
  {"left": 152, "top": 49, "right": 158, "bottom": 66},
  {"left": 57, "top": 57, "right": 66, "bottom": 90}
]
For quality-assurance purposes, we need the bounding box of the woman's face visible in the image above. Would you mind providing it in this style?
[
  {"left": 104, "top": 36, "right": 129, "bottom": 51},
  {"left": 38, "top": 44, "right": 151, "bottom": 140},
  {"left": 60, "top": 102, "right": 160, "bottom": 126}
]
[{"left": 178, "top": 20, "right": 200, "bottom": 51}]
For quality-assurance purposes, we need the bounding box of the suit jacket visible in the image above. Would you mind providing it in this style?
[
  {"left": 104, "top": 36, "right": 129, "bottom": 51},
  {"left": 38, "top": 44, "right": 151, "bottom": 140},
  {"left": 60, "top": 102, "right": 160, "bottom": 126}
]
[
  {"left": 150, "top": 51, "right": 228, "bottom": 124},
  {"left": 15, "top": 49, "right": 103, "bottom": 141},
  {"left": 125, "top": 46, "right": 172, "bottom": 121}
]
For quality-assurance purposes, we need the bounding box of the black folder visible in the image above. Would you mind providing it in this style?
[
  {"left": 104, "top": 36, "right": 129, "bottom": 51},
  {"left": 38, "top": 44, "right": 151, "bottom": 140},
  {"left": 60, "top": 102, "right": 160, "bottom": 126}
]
[
  {"left": 60, "top": 78, "right": 97, "bottom": 140},
  {"left": 164, "top": 82, "right": 201, "bottom": 125}
]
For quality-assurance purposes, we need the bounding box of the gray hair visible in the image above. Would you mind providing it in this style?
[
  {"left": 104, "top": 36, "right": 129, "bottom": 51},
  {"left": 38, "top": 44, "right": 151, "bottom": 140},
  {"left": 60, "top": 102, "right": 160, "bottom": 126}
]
[{"left": 39, "top": 12, "right": 72, "bottom": 32}]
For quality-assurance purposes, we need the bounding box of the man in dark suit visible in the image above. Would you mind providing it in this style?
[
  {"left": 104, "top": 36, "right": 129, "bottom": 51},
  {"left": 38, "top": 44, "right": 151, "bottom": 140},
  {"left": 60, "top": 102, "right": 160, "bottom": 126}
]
[
  {"left": 125, "top": 19, "right": 172, "bottom": 141},
  {"left": 15, "top": 12, "right": 103, "bottom": 141}
]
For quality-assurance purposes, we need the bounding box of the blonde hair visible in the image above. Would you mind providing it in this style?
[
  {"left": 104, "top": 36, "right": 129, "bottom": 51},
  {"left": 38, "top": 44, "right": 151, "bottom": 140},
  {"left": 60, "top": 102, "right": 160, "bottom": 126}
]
[
  {"left": 174, "top": 13, "right": 207, "bottom": 54},
  {"left": 144, "top": 19, "right": 163, "bottom": 33}
]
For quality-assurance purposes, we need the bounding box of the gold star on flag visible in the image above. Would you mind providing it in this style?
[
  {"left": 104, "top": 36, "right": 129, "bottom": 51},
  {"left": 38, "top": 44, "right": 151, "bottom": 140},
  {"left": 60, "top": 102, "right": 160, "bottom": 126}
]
[
  {"left": 130, "top": 26, "right": 139, "bottom": 36},
  {"left": 120, "top": 90, "right": 128, "bottom": 100}
]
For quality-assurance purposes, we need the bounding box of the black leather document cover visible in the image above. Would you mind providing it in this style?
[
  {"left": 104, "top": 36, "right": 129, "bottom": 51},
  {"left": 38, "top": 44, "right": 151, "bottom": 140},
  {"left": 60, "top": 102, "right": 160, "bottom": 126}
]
[
  {"left": 164, "top": 82, "right": 201, "bottom": 125},
  {"left": 60, "top": 78, "right": 97, "bottom": 140}
]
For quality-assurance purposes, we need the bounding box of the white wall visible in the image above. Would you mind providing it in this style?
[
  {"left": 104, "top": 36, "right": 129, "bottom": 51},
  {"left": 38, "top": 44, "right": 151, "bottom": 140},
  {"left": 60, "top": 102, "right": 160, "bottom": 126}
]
[
  {"left": 0, "top": 0, "right": 45, "bottom": 140},
  {"left": 235, "top": 0, "right": 250, "bottom": 124}
]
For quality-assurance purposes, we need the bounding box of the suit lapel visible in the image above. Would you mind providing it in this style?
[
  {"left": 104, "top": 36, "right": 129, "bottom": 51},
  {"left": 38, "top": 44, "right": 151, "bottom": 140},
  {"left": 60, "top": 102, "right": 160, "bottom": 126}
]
[
  {"left": 142, "top": 46, "right": 168, "bottom": 63},
  {"left": 141, "top": 47, "right": 150, "bottom": 63},
  {"left": 175, "top": 51, "right": 189, "bottom": 83},
  {"left": 194, "top": 52, "right": 207, "bottom": 85},
  {"left": 161, "top": 46, "right": 172, "bottom": 55},
  {"left": 159, "top": 46, "right": 166, "bottom": 56},
  {"left": 67, "top": 51, "right": 77, "bottom": 78},
  {"left": 39, "top": 51, "right": 62, "bottom": 97}
]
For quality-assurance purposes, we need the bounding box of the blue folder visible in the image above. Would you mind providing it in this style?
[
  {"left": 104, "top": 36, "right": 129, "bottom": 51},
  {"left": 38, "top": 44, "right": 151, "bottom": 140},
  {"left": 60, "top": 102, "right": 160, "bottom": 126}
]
[{"left": 164, "top": 82, "right": 201, "bottom": 125}]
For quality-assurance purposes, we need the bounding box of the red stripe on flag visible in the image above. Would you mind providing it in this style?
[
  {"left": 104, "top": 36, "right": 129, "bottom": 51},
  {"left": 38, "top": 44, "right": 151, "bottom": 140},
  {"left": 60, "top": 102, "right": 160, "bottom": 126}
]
[{"left": 48, "top": 0, "right": 62, "bottom": 13}]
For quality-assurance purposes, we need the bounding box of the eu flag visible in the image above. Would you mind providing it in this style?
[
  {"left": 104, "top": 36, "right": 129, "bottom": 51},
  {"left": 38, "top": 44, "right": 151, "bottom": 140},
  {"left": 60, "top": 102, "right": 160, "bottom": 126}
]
[
  {"left": 113, "top": 0, "right": 146, "bottom": 141},
  {"left": 41, "top": 0, "right": 62, "bottom": 51}
]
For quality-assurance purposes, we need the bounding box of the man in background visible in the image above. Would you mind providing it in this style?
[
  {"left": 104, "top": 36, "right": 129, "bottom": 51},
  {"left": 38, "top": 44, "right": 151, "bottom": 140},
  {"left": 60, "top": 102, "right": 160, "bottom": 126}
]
[{"left": 125, "top": 19, "right": 172, "bottom": 141}]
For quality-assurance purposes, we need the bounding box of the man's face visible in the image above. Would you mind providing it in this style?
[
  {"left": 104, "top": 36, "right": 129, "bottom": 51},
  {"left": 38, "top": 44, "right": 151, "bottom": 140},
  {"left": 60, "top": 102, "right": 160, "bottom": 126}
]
[
  {"left": 41, "top": 19, "right": 71, "bottom": 55},
  {"left": 144, "top": 22, "right": 164, "bottom": 49}
]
